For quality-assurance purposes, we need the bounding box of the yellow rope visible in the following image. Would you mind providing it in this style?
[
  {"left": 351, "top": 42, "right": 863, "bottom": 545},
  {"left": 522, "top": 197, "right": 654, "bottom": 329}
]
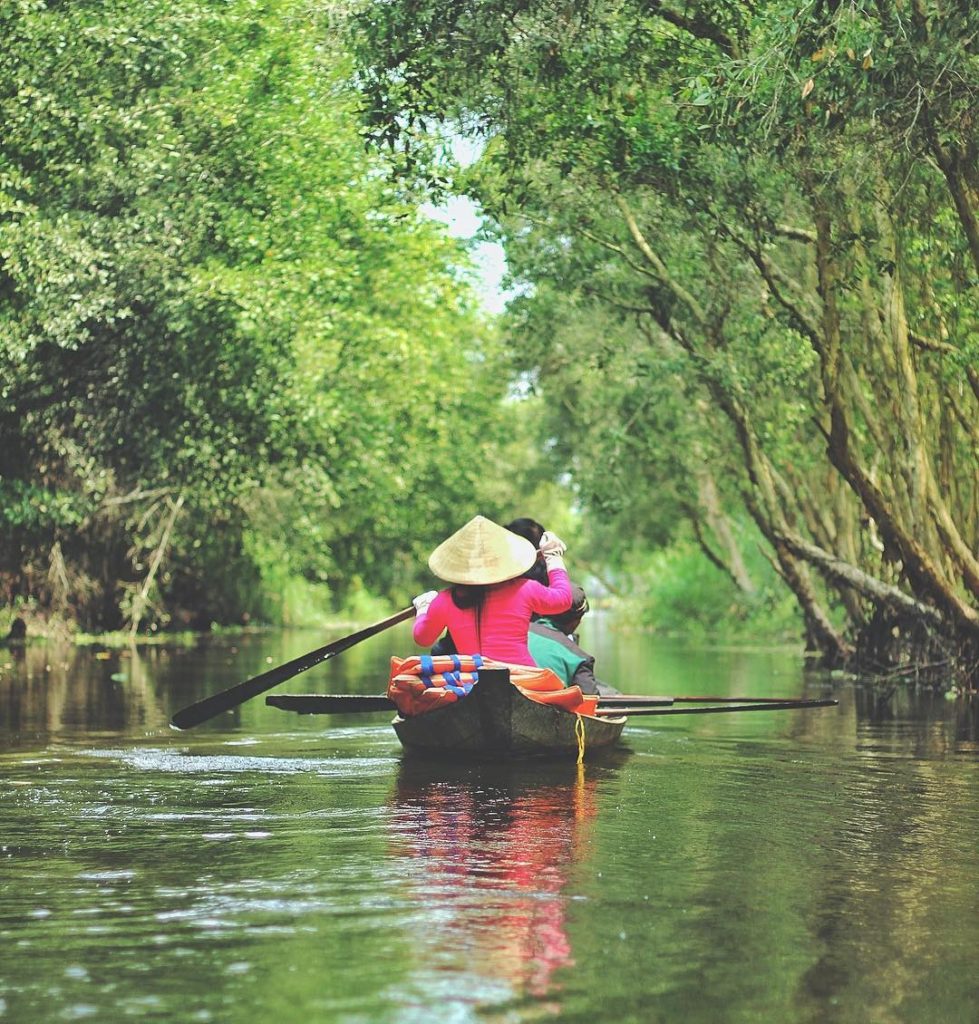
[{"left": 575, "top": 713, "right": 586, "bottom": 765}]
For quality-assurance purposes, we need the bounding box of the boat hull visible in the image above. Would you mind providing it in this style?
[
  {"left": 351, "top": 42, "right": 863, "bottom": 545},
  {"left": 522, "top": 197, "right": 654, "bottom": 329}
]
[{"left": 391, "top": 668, "right": 626, "bottom": 760}]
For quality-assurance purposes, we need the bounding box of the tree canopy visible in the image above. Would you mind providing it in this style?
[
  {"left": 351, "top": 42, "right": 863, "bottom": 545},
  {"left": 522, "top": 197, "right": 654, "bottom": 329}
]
[
  {"left": 0, "top": 0, "right": 528, "bottom": 631},
  {"left": 353, "top": 0, "right": 979, "bottom": 682},
  {"left": 5, "top": 0, "right": 978, "bottom": 684}
]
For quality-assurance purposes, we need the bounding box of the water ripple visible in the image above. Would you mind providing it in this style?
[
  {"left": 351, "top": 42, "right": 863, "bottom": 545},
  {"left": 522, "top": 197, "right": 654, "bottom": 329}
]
[{"left": 78, "top": 747, "right": 396, "bottom": 776}]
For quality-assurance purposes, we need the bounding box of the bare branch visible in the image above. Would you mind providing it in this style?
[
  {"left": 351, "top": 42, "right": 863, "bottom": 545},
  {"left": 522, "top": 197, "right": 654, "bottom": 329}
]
[
  {"left": 773, "top": 223, "right": 816, "bottom": 243},
  {"left": 776, "top": 530, "right": 944, "bottom": 625},
  {"left": 128, "top": 494, "right": 185, "bottom": 638}
]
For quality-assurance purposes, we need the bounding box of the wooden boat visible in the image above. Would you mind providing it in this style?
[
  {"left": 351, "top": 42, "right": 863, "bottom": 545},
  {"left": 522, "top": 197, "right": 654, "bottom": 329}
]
[
  {"left": 268, "top": 667, "right": 627, "bottom": 760},
  {"left": 173, "top": 608, "right": 837, "bottom": 740}
]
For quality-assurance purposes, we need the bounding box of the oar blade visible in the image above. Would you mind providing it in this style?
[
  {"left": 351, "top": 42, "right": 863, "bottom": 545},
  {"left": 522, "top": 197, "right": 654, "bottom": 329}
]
[
  {"left": 169, "top": 607, "right": 413, "bottom": 730},
  {"left": 170, "top": 650, "right": 332, "bottom": 730}
]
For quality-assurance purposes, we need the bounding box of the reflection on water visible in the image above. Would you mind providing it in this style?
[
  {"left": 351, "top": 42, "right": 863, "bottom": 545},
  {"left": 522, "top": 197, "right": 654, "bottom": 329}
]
[
  {"left": 387, "top": 757, "right": 625, "bottom": 1005},
  {"left": 0, "top": 622, "right": 418, "bottom": 746},
  {"left": 1, "top": 620, "right": 979, "bottom": 1023}
]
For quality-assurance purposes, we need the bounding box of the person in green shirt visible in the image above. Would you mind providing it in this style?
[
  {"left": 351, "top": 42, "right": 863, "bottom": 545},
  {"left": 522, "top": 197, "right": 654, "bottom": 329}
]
[{"left": 527, "top": 584, "right": 620, "bottom": 697}]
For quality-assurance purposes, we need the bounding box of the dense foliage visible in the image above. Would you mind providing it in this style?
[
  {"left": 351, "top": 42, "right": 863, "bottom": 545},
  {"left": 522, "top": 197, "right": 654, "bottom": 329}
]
[
  {"left": 0, "top": 0, "right": 525, "bottom": 632},
  {"left": 353, "top": 0, "right": 979, "bottom": 682}
]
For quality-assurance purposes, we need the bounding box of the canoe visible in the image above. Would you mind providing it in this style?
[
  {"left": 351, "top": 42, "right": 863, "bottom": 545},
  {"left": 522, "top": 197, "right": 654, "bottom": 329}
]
[{"left": 268, "top": 667, "right": 627, "bottom": 760}]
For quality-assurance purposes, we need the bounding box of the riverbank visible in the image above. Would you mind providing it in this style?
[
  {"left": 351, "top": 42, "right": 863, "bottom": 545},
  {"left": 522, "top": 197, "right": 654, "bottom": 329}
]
[{"left": 0, "top": 604, "right": 397, "bottom": 650}]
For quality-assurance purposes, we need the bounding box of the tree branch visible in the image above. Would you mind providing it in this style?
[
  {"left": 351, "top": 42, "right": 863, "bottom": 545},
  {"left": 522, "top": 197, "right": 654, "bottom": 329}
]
[
  {"left": 128, "top": 493, "right": 185, "bottom": 637},
  {"left": 773, "top": 223, "right": 817, "bottom": 243},
  {"left": 614, "top": 193, "right": 709, "bottom": 325},
  {"left": 648, "top": 2, "right": 740, "bottom": 58},
  {"left": 909, "top": 329, "right": 979, "bottom": 405},
  {"left": 727, "top": 229, "right": 823, "bottom": 343},
  {"left": 775, "top": 529, "right": 944, "bottom": 625}
]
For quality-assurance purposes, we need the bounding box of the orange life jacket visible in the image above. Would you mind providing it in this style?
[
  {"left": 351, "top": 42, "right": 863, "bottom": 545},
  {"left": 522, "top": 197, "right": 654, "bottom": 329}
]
[{"left": 387, "top": 654, "right": 600, "bottom": 718}]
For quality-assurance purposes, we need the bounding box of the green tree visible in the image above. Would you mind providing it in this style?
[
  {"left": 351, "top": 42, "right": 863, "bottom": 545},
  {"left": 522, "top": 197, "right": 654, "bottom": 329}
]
[
  {"left": 0, "top": 0, "right": 522, "bottom": 631},
  {"left": 353, "top": 0, "right": 979, "bottom": 683}
]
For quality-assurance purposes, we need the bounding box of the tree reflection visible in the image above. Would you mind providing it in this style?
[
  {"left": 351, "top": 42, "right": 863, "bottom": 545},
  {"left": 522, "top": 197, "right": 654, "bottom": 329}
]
[{"left": 0, "top": 642, "right": 167, "bottom": 741}]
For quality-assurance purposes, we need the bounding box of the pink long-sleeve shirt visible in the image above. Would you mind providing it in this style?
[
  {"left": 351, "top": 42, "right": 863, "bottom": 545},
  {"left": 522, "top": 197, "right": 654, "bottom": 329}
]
[{"left": 412, "top": 567, "right": 573, "bottom": 666}]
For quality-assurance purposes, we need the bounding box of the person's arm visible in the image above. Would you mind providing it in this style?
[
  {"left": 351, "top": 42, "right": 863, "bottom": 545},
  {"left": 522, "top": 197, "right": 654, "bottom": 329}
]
[
  {"left": 528, "top": 565, "right": 573, "bottom": 614},
  {"left": 412, "top": 590, "right": 448, "bottom": 646},
  {"left": 570, "top": 656, "right": 601, "bottom": 696},
  {"left": 529, "top": 532, "right": 573, "bottom": 613}
]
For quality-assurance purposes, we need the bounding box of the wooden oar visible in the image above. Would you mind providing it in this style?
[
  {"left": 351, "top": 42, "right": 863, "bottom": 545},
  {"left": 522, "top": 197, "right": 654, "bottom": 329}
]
[
  {"left": 170, "top": 607, "right": 415, "bottom": 730},
  {"left": 266, "top": 694, "right": 396, "bottom": 714},
  {"left": 259, "top": 692, "right": 838, "bottom": 718},
  {"left": 598, "top": 695, "right": 674, "bottom": 707},
  {"left": 595, "top": 698, "right": 838, "bottom": 717},
  {"left": 599, "top": 694, "right": 826, "bottom": 705},
  {"left": 264, "top": 693, "right": 675, "bottom": 714}
]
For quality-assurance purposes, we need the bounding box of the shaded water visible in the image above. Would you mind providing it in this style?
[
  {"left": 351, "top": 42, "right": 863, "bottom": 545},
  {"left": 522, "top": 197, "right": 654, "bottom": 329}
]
[{"left": 2, "top": 615, "right": 978, "bottom": 1023}]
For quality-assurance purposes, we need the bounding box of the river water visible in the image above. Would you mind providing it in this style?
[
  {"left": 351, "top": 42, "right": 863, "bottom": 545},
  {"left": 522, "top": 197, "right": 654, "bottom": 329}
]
[{"left": 1, "top": 614, "right": 978, "bottom": 1023}]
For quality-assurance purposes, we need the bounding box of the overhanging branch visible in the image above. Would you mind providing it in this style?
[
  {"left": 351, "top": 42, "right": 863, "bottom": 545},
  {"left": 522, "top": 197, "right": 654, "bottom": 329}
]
[
  {"left": 776, "top": 529, "right": 944, "bottom": 625},
  {"left": 648, "top": 2, "right": 740, "bottom": 58}
]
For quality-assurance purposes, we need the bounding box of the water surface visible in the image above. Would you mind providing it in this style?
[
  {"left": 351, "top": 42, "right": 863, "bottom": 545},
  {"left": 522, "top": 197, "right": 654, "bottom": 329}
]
[{"left": 1, "top": 615, "right": 978, "bottom": 1023}]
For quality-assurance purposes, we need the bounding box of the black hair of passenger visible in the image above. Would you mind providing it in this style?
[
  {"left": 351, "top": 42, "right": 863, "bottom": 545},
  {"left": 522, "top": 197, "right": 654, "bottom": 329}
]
[
  {"left": 505, "top": 517, "right": 545, "bottom": 548},
  {"left": 505, "top": 517, "right": 548, "bottom": 585},
  {"left": 450, "top": 584, "right": 487, "bottom": 610}
]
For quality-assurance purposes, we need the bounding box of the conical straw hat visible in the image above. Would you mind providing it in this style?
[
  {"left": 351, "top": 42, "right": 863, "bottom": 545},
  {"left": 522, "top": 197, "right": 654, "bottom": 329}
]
[{"left": 428, "top": 515, "right": 537, "bottom": 585}]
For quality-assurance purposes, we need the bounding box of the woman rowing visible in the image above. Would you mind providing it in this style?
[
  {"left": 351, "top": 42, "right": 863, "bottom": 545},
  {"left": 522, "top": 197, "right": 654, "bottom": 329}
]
[{"left": 412, "top": 515, "right": 571, "bottom": 666}]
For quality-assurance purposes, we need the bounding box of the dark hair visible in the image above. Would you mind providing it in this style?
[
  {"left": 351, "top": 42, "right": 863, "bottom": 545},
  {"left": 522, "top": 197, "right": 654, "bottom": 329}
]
[
  {"left": 550, "top": 585, "right": 589, "bottom": 632},
  {"left": 505, "top": 517, "right": 548, "bottom": 585},
  {"left": 450, "top": 584, "right": 487, "bottom": 610},
  {"left": 505, "top": 517, "right": 545, "bottom": 548}
]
